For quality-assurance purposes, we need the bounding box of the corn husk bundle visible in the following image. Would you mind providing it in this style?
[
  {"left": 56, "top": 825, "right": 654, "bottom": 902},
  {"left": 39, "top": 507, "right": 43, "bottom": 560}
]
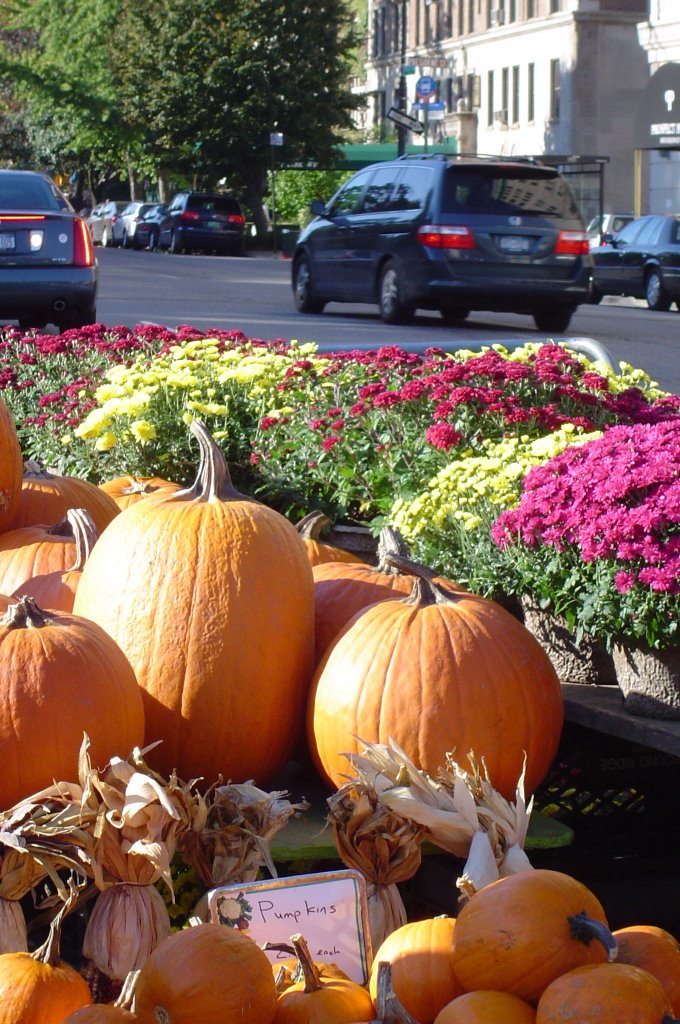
[
  {"left": 178, "top": 780, "right": 309, "bottom": 921},
  {"left": 346, "top": 738, "right": 534, "bottom": 901},
  {"left": 326, "top": 778, "right": 425, "bottom": 950}
]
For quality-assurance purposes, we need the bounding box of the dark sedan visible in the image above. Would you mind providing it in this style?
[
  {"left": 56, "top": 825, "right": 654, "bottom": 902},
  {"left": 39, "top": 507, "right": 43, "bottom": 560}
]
[
  {"left": 591, "top": 214, "right": 680, "bottom": 311},
  {"left": 0, "top": 169, "right": 97, "bottom": 330},
  {"left": 132, "top": 203, "right": 166, "bottom": 250}
]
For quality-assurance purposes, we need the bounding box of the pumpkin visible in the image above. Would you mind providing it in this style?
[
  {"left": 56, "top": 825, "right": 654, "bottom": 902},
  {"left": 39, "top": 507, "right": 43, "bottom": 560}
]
[
  {"left": 133, "top": 922, "right": 278, "bottom": 1024},
  {"left": 0, "top": 396, "right": 22, "bottom": 533},
  {"left": 296, "top": 511, "right": 366, "bottom": 567},
  {"left": 0, "top": 886, "right": 92, "bottom": 1023},
  {"left": 451, "top": 869, "right": 617, "bottom": 1006},
  {"left": 73, "top": 419, "right": 315, "bottom": 784},
  {"left": 11, "top": 507, "right": 97, "bottom": 612},
  {"left": 369, "top": 917, "right": 463, "bottom": 1024},
  {"left": 535, "top": 962, "right": 673, "bottom": 1023},
  {"left": 307, "top": 563, "right": 562, "bottom": 800},
  {"left": 0, "top": 512, "right": 80, "bottom": 595},
  {"left": 62, "top": 1008, "right": 137, "bottom": 1022},
  {"left": 274, "top": 957, "right": 351, "bottom": 992},
  {"left": 433, "top": 990, "right": 536, "bottom": 1023},
  {"left": 0, "top": 596, "right": 145, "bottom": 810},
  {"left": 99, "top": 474, "right": 182, "bottom": 511},
  {"left": 614, "top": 925, "right": 680, "bottom": 1016},
  {"left": 265, "top": 934, "right": 375, "bottom": 1023},
  {"left": 14, "top": 460, "right": 119, "bottom": 533}
]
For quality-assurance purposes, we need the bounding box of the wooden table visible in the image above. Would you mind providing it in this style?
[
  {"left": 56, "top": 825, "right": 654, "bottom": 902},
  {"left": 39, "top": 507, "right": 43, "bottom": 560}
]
[{"left": 562, "top": 683, "right": 680, "bottom": 757}]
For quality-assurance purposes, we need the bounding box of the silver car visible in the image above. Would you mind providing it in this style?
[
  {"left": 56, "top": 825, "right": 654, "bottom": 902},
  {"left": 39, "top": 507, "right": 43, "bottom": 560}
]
[
  {"left": 88, "top": 200, "right": 128, "bottom": 247},
  {"left": 118, "top": 201, "right": 155, "bottom": 249}
]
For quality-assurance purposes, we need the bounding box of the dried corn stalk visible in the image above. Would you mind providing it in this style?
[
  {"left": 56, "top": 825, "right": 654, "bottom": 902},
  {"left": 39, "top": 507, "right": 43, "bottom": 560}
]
[
  {"left": 326, "top": 779, "right": 424, "bottom": 949},
  {"left": 346, "top": 738, "right": 534, "bottom": 901}
]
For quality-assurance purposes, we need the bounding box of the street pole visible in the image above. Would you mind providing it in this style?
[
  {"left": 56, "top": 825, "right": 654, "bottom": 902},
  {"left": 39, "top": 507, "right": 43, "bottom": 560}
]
[{"left": 397, "top": 0, "right": 407, "bottom": 156}]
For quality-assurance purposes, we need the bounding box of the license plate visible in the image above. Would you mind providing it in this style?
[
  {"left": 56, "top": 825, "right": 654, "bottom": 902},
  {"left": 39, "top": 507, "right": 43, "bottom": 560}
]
[
  {"left": 0, "top": 232, "right": 16, "bottom": 251},
  {"left": 207, "top": 220, "right": 223, "bottom": 229},
  {"left": 498, "top": 235, "right": 530, "bottom": 253}
]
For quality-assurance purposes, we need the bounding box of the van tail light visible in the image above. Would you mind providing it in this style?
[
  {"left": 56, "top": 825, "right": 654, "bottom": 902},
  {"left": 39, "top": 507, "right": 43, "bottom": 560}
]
[
  {"left": 417, "top": 224, "right": 477, "bottom": 250},
  {"left": 180, "top": 211, "right": 201, "bottom": 222},
  {"left": 73, "top": 217, "right": 94, "bottom": 267},
  {"left": 554, "top": 230, "right": 589, "bottom": 256},
  {"left": 227, "top": 214, "right": 245, "bottom": 225}
]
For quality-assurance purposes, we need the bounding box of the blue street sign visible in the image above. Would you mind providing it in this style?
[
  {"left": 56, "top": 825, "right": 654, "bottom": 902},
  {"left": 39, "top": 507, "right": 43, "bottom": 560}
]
[
  {"left": 415, "top": 75, "right": 437, "bottom": 99},
  {"left": 412, "top": 102, "right": 445, "bottom": 111}
]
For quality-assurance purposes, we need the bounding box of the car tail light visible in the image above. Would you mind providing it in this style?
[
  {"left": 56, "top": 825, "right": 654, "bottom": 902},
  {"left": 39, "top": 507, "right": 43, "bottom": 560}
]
[
  {"left": 180, "top": 211, "right": 201, "bottom": 222},
  {"left": 73, "top": 217, "right": 94, "bottom": 266},
  {"left": 554, "top": 230, "right": 589, "bottom": 255},
  {"left": 417, "top": 224, "right": 477, "bottom": 250},
  {"left": 227, "top": 213, "right": 245, "bottom": 225},
  {"left": 0, "top": 214, "right": 46, "bottom": 222}
]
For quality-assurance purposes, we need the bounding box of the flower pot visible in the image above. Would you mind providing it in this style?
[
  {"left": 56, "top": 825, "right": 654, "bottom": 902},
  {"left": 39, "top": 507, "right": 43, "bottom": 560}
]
[
  {"left": 520, "top": 596, "right": 616, "bottom": 686},
  {"left": 613, "top": 644, "right": 680, "bottom": 719}
]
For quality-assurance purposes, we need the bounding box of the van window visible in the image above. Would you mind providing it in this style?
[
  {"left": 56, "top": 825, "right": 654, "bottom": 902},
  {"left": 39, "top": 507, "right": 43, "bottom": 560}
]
[
  {"left": 442, "top": 166, "right": 582, "bottom": 219},
  {"left": 360, "top": 167, "right": 398, "bottom": 214},
  {"left": 391, "top": 167, "right": 434, "bottom": 212},
  {"left": 328, "top": 170, "right": 373, "bottom": 216}
]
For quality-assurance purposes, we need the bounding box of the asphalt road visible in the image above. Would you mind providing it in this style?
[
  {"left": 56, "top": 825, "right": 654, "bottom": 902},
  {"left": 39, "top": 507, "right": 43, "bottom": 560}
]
[{"left": 93, "top": 247, "right": 680, "bottom": 396}]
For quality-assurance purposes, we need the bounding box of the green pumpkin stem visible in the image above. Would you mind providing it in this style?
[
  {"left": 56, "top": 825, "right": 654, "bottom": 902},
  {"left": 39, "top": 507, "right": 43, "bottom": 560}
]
[
  {"left": 262, "top": 933, "right": 323, "bottom": 993},
  {"left": 296, "top": 510, "right": 333, "bottom": 540},
  {"left": 567, "top": 912, "right": 618, "bottom": 961},
  {"left": 173, "top": 419, "right": 244, "bottom": 503},
  {"left": 1, "top": 595, "right": 53, "bottom": 630}
]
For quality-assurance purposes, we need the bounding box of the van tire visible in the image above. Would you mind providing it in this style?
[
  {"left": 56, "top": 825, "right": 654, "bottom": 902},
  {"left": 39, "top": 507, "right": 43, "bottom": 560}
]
[
  {"left": 533, "top": 306, "right": 575, "bottom": 333},
  {"left": 379, "top": 261, "right": 414, "bottom": 325}
]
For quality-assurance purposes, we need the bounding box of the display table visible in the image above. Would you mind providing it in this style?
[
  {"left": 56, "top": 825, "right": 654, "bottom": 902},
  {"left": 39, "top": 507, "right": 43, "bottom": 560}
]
[{"left": 562, "top": 683, "right": 680, "bottom": 757}]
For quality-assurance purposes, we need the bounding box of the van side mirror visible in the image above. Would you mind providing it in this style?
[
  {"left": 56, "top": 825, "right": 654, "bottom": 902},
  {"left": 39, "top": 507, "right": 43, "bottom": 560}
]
[{"left": 310, "top": 200, "right": 327, "bottom": 217}]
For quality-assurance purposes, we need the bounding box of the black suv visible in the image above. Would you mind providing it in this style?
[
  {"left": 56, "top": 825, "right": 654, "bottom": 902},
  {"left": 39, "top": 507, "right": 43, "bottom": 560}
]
[
  {"left": 292, "top": 154, "right": 592, "bottom": 333},
  {"left": 158, "top": 191, "right": 245, "bottom": 255}
]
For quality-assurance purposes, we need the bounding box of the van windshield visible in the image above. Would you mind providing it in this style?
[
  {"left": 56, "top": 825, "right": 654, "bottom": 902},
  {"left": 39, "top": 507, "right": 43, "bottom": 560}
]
[{"left": 442, "top": 167, "right": 582, "bottom": 219}]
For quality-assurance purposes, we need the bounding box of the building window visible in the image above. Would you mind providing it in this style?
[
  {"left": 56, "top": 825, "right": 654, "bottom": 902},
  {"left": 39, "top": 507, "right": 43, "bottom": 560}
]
[
  {"left": 501, "top": 66, "right": 509, "bottom": 124},
  {"left": 458, "top": 0, "right": 464, "bottom": 35},
  {"left": 468, "top": 0, "right": 474, "bottom": 31},
  {"left": 508, "top": 0, "right": 516, "bottom": 21},
  {"left": 512, "top": 65, "right": 520, "bottom": 124},
  {"left": 550, "top": 58, "right": 561, "bottom": 120},
  {"left": 527, "top": 62, "right": 535, "bottom": 121},
  {"left": 550, "top": 0, "right": 560, "bottom": 12},
  {"left": 527, "top": 0, "right": 536, "bottom": 16},
  {"left": 487, "top": 69, "right": 494, "bottom": 127}
]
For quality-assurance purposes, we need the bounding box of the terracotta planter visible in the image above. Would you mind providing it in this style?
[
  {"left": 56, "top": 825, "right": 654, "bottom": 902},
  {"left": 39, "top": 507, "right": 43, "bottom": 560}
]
[
  {"left": 520, "top": 596, "right": 616, "bottom": 685},
  {"left": 613, "top": 643, "right": 680, "bottom": 719}
]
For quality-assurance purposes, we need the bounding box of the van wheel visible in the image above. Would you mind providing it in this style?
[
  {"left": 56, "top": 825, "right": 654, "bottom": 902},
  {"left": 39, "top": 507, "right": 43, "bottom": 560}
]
[
  {"left": 440, "top": 305, "right": 470, "bottom": 324},
  {"left": 645, "top": 268, "right": 671, "bottom": 311},
  {"left": 379, "top": 261, "right": 413, "bottom": 324},
  {"left": 169, "top": 231, "right": 183, "bottom": 255},
  {"left": 293, "top": 256, "right": 325, "bottom": 314},
  {"left": 533, "top": 306, "right": 575, "bottom": 333}
]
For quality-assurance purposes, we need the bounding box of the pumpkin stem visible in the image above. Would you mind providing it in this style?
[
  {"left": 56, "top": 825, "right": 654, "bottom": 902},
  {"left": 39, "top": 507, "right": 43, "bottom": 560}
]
[
  {"left": 381, "top": 553, "right": 461, "bottom": 607},
  {"left": 172, "top": 419, "right": 244, "bottom": 504},
  {"left": 373, "top": 961, "right": 420, "bottom": 1023},
  {"left": 1, "top": 595, "right": 54, "bottom": 630},
  {"left": 32, "top": 876, "right": 82, "bottom": 967},
  {"left": 263, "top": 934, "right": 324, "bottom": 993},
  {"left": 23, "top": 458, "right": 51, "bottom": 479},
  {"left": 65, "top": 508, "right": 99, "bottom": 572},
  {"left": 296, "top": 510, "right": 333, "bottom": 539},
  {"left": 567, "top": 912, "right": 618, "bottom": 961},
  {"left": 376, "top": 527, "right": 412, "bottom": 573}
]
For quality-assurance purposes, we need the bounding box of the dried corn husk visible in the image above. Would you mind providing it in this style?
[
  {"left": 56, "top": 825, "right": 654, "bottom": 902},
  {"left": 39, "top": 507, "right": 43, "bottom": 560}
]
[
  {"left": 0, "top": 898, "right": 28, "bottom": 953},
  {"left": 326, "top": 780, "right": 424, "bottom": 949},
  {"left": 346, "top": 738, "right": 534, "bottom": 900},
  {"left": 82, "top": 882, "right": 171, "bottom": 981}
]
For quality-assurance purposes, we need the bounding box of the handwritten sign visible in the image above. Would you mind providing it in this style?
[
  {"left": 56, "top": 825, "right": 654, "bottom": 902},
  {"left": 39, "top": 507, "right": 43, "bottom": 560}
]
[{"left": 207, "top": 868, "right": 373, "bottom": 984}]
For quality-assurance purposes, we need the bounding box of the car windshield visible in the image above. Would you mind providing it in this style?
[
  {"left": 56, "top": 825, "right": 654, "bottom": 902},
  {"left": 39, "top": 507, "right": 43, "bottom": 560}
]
[
  {"left": 0, "top": 173, "right": 66, "bottom": 211},
  {"left": 187, "top": 194, "right": 240, "bottom": 214},
  {"left": 442, "top": 167, "right": 582, "bottom": 218}
]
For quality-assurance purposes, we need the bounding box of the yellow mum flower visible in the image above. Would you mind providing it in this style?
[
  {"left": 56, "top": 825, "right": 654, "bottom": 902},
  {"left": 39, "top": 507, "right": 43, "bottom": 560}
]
[
  {"left": 95, "top": 432, "right": 117, "bottom": 451},
  {"left": 129, "top": 420, "right": 157, "bottom": 444}
]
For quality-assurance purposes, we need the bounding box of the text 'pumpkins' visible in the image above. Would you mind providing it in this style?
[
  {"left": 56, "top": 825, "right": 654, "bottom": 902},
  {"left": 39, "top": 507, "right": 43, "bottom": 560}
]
[
  {"left": 73, "top": 420, "right": 315, "bottom": 785},
  {"left": 307, "top": 564, "right": 563, "bottom": 800}
]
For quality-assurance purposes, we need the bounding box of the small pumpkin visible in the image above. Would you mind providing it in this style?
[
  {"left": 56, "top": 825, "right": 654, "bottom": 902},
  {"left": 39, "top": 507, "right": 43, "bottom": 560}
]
[
  {"left": 11, "top": 507, "right": 98, "bottom": 612},
  {"left": 0, "top": 396, "right": 22, "bottom": 533},
  {"left": 296, "top": 511, "right": 366, "bottom": 567},
  {"left": 433, "top": 990, "right": 536, "bottom": 1023},
  {"left": 535, "top": 962, "right": 674, "bottom": 1023},
  {"left": 614, "top": 924, "right": 680, "bottom": 1016},
  {"left": 132, "top": 922, "right": 278, "bottom": 1024},
  {"left": 99, "top": 474, "right": 182, "bottom": 511},
  {"left": 0, "top": 511, "right": 81, "bottom": 595},
  {"left": 369, "top": 917, "right": 463, "bottom": 1024},
  {"left": 14, "top": 460, "right": 119, "bottom": 533},
  {"left": 451, "top": 869, "right": 617, "bottom": 1006}
]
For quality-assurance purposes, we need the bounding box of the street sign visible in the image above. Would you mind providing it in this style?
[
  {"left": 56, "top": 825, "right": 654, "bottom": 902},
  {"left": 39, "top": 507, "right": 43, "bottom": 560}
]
[
  {"left": 270, "top": 132, "right": 284, "bottom": 146},
  {"left": 386, "top": 106, "right": 425, "bottom": 135},
  {"left": 412, "top": 102, "right": 445, "bottom": 111},
  {"left": 415, "top": 75, "right": 437, "bottom": 100},
  {"left": 402, "top": 64, "right": 416, "bottom": 75}
]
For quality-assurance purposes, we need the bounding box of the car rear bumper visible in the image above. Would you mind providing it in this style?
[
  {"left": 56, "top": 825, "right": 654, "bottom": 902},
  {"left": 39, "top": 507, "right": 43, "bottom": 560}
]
[
  {"left": 176, "top": 227, "right": 243, "bottom": 251},
  {"left": 408, "top": 268, "right": 591, "bottom": 311},
  {"left": 0, "top": 266, "right": 98, "bottom": 317}
]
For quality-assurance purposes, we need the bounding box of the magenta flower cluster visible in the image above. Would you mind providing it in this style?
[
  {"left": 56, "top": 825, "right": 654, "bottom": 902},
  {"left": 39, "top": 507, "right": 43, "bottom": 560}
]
[{"left": 492, "top": 419, "right": 680, "bottom": 594}]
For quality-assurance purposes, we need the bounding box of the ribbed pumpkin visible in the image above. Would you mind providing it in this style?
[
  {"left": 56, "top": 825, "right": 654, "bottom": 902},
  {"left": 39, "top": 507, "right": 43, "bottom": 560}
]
[
  {"left": 73, "top": 420, "right": 315, "bottom": 784},
  {"left": 11, "top": 508, "right": 97, "bottom": 612},
  {"left": 133, "top": 922, "right": 278, "bottom": 1024},
  {"left": 535, "top": 962, "right": 674, "bottom": 1024},
  {"left": 296, "top": 511, "right": 366, "bottom": 567},
  {"left": 267, "top": 934, "right": 375, "bottom": 1023},
  {"left": 614, "top": 925, "right": 680, "bottom": 1016},
  {"left": 451, "top": 869, "right": 617, "bottom": 1006},
  {"left": 14, "top": 460, "right": 119, "bottom": 533},
  {"left": 0, "top": 396, "right": 22, "bottom": 534},
  {"left": 99, "top": 474, "right": 182, "bottom": 511},
  {"left": 307, "top": 565, "right": 562, "bottom": 800},
  {"left": 369, "top": 917, "right": 463, "bottom": 1024},
  {"left": 0, "top": 512, "right": 79, "bottom": 595},
  {"left": 0, "top": 596, "right": 145, "bottom": 810},
  {"left": 433, "top": 990, "right": 537, "bottom": 1023}
]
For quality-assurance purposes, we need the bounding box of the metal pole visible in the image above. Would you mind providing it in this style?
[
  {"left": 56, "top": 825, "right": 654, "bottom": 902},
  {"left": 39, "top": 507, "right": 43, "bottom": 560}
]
[{"left": 397, "top": 0, "right": 407, "bottom": 156}]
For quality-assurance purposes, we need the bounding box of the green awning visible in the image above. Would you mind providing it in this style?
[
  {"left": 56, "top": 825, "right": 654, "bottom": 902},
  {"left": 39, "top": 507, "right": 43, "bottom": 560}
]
[{"left": 335, "top": 140, "right": 458, "bottom": 169}]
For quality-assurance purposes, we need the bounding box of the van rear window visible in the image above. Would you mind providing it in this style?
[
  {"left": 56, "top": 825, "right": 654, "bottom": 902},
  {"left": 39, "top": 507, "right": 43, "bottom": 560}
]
[{"left": 442, "top": 168, "right": 581, "bottom": 219}]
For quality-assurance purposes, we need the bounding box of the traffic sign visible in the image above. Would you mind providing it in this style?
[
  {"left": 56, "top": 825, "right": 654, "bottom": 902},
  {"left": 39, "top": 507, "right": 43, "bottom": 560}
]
[
  {"left": 386, "top": 106, "right": 424, "bottom": 135},
  {"left": 412, "top": 102, "right": 445, "bottom": 111},
  {"left": 415, "top": 75, "right": 437, "bottom": 100}
]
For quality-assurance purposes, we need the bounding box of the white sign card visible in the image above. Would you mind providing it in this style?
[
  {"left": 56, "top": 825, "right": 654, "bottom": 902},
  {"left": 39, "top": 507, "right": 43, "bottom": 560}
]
[{"left": 207, "top": 867, "right": 373, "bottom": 984}]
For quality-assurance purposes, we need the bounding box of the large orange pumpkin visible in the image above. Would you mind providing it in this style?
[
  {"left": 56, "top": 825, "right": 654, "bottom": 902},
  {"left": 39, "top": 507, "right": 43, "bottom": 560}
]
[
  {"left": 535, "top": 962, "right": 673, "bottom": 1023},
  {"left": 133, "top": 922, "right": 278, "bottom": 1024},
  {"left": 614, "top": 924, "right": 680, "bottom": 1016},
  {"left": 99, "top": 474, "right": 182, "bottom": 511},
  {"left": 73, "top": 420, "right": 315, "bottom": 784},
  {"left": 0, "top": 396, "right": 22, "bottom": 534},
  {"left": 307, "top": 567, "right": 562, "bottom": 800},
  {"left": 0, "top": 596, "right": 145, "bottom": 809},
  {"left": 369, "top": 917, "right": 463, "bottom": 1024},
  {"left": 11, "top": 507, "right": 97, "bottom": 612},
  {"left": 0, "top": 513, "right": 79, "bottom": 595},
  {"left": 451, "top": 869, "right": 617, "bottom": 1006},
  {"left": 296, "top": 511, "right": 366, "bottom": 567},
  {"left": 14, "top": 460, "right": 119, "bottom": 534},
  {"left": 434, "top": 990, "right": 536, "bottom": 1023},
  {"left": 62, "top": 1008, "right": 137, "bottom": 1022}
]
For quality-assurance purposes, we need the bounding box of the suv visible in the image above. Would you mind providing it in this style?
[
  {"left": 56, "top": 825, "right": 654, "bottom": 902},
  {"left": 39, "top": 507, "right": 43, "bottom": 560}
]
[
  {"left": 158, "top": 191, "right": 245, "bottom": 255},
  {"left": 292, "top": 153, "right": 592, "bottom": 333}
]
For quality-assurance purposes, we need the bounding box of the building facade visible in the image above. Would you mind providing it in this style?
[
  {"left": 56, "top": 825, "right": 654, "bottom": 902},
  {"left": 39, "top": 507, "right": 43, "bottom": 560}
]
[
  {"left": 637, "top": 2, "right": 680, "bottom": 215},
  {"left": 364, "top": 0, "right": 652, "bottom": 219}
]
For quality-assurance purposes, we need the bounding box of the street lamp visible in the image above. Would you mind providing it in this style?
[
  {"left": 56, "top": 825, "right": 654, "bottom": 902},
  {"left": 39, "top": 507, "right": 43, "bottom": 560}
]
[{"left": 397, "top": 0, "right": 408, "bottom": 156}]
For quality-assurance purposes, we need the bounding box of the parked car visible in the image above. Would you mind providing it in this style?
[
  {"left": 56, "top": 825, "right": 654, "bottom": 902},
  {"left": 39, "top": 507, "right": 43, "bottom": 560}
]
[
  {"left": 586, "top": 212, "right": 635, "bottom": 250},
  {"left": 118, "top": 201, "right": 156, "bottom": 248},
  {"left": 291, "top": 153, "right": 592, "bottom": 333},
  {"left": 590, "top": 214, "right": 680, "bottom": 310},
  {"left": 88, "top": 200, "right": 128, "bottom": 247},
  {"left": 158, "top": 191, "right": 245, "bottom": 255},
  {"left": 132, "top": 203, "right": 166, "bottom": 250},
  {"left": 0, "top": 168, "right": 98, "bottom": 331}
]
